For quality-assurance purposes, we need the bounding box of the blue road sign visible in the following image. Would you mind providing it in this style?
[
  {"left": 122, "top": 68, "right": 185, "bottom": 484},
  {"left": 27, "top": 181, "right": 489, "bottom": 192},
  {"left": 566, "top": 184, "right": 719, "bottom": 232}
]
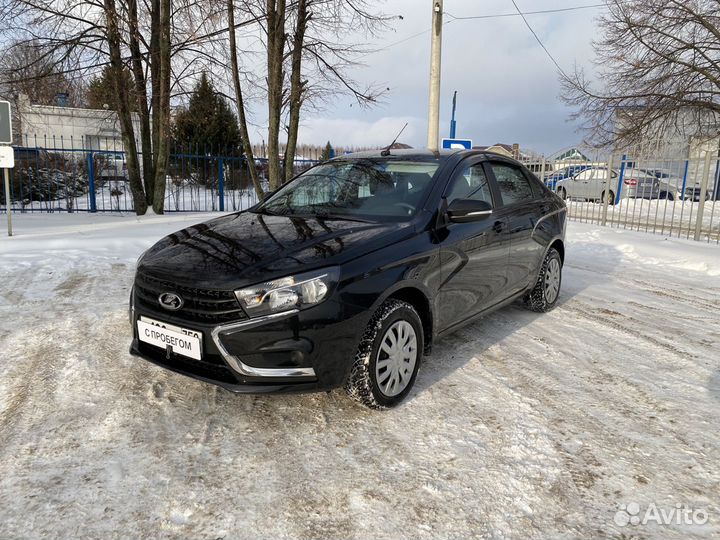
[{"left": 442, "top": 138, "right": 472, "bottom": 150}]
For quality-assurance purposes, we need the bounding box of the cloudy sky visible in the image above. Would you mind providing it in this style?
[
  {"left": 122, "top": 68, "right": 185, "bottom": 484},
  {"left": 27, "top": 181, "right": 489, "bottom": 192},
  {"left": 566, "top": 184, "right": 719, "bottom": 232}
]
[{"left": 289, "top": 0, "right": 603, "bottom": 155}]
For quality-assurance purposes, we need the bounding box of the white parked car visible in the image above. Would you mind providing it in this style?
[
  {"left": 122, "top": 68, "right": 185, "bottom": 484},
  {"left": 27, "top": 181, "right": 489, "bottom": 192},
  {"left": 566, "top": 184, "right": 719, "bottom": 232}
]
[
  {"left": 555, "top": 167, "right": 619, "bottom": 204},
  {"left": 96, "top": 152, "right": 128, "bottom": 180}
]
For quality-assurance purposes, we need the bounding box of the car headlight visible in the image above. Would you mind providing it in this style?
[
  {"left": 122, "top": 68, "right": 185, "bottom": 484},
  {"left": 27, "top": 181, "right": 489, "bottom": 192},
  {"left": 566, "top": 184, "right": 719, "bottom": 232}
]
[{"left": 235, "top": 267, "right": 340, "bottom": 317}]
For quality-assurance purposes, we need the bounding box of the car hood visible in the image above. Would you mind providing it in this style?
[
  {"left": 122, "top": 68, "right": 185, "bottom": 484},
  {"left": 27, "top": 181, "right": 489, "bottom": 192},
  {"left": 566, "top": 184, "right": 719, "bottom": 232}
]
[{"left": 137, "top": 211, "right": 413, "bottom": 288}]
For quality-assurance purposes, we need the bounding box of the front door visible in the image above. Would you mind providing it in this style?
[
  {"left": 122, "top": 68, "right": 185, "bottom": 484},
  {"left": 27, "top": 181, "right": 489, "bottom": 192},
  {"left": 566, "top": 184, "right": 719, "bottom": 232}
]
[
  {"left": 436, "top": 159, "right": 510, "bottom": 331},
  {"left": 486, "top": 161, "right": 547, "bottom": 293}
]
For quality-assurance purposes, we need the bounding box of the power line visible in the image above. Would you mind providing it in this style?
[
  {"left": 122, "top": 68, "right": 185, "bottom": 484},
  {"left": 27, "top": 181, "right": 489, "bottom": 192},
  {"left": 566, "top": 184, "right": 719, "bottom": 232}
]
[
  {"left": 445, "top": 3, "right": 607, "bottom": 21},
  {"left": 364, "top": 2, "right": 605, "bottom": 59},
  {"left": 9, "top": 2, "right": 600, "bottom": 81},
  {"left": 358, "top": 19, "right": 456, "bottom": 59},
  {"left": 509, "top": 0, "right": 570, "bottom": 78}
]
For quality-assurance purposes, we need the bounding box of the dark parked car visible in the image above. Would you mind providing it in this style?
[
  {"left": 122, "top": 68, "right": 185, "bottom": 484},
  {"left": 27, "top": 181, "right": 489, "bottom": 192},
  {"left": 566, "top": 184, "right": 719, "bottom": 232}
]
[{"left": 130, "top": 149, "right": 566, "bottom": 408}]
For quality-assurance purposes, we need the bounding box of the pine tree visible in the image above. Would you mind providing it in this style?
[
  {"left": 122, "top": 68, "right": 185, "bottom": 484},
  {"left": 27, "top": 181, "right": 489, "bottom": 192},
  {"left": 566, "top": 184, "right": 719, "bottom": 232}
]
[
  {"left": 86, "top": 66, "right": 137, "bottom": 111},
  {"left": 173, "top": 73, "right": 241, "bottom": 155},
  {"left": 321, "top": 141, "right": 334, "bottom": 161}
]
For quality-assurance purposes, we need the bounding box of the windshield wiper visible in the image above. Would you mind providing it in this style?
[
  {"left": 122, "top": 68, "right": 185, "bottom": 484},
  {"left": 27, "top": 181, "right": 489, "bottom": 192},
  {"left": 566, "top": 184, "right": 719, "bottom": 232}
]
[
  {"left": 252, "top": 207, "right": 280, "bottom": 216},
  {"left": 312, "top": 210, "right": 373, "bottom": 223},
  {"left": 255, "top": 194, "right": 295, "bottom": 216}
]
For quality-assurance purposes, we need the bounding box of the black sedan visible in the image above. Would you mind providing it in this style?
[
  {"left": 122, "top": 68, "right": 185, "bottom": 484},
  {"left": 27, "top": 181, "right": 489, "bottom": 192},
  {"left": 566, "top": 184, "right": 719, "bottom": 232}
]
[{"left": 130, "top": 149, "right": 566, "bottom": 409}]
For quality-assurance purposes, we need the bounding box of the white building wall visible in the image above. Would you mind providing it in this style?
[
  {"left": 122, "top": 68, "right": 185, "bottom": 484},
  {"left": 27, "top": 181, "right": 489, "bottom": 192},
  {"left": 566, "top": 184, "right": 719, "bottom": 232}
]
[{"left": 17, "top": 94, "right": 141, "bottom": 152}]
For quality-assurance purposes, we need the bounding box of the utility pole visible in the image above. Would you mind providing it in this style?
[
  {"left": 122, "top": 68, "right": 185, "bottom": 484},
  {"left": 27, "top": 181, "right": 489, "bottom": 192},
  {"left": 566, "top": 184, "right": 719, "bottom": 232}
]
[{"left": 426, "top": 0, "right": 443, "bottom": 151}]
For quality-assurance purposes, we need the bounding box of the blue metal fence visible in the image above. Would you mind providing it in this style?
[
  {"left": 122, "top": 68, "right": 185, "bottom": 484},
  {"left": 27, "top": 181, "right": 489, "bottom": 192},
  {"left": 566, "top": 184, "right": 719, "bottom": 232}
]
[{"left": 0, "top": 136, "right": 322, "bottom": 213}]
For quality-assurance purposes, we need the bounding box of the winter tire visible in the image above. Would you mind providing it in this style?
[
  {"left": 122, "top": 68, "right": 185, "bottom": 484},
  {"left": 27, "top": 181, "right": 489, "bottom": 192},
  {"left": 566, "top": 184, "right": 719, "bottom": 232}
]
[
  {"left": 602, "top": 190, "right": 615, "bottom": 205},
  {"left": 524, "top": 248, "right": 562, "bottom": 313},
  {"left": 345, "top": 299, "right": 423, "bottom": 409}
]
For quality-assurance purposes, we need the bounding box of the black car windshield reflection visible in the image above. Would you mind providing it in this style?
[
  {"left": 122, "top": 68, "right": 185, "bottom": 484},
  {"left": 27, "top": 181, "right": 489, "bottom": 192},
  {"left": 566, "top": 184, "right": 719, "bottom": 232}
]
[{"left": 254, "top": 159, "right": 440, "bottom": 222}]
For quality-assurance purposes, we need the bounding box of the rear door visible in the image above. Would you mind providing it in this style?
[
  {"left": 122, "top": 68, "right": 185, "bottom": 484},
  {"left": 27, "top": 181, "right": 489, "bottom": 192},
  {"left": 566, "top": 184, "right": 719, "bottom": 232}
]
[
  {"left": 486, "top": 161, "right": 547, "bottom": 293},
  {"left": 635, "top": 171, "right": 659, "bottom": 198},
  {"left": 572, "top": 168, "right": 595, "bottom": 199},
  {"left": 436, "top": 158, "right": 510, "bottom": 331}
]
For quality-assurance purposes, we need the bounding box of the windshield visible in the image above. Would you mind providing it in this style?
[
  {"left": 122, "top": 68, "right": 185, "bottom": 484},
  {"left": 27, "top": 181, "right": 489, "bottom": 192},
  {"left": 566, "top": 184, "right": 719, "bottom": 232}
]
[{"left": 254, "top": 159, "right": 440, "bottom": 221}]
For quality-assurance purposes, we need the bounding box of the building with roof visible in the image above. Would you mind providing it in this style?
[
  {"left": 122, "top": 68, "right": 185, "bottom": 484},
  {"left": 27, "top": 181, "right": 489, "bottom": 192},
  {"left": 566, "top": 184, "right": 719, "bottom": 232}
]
[{"left": 12, "top": 94, "right": 141, "bottom": 151}]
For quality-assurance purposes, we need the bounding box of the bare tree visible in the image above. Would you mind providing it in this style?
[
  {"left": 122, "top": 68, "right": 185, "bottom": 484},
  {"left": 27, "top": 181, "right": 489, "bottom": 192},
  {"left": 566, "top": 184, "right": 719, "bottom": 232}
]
[
  {"left": 227, "top": 0, "right": 265, "bottom": 200},
  {"left": 151, "top": 0, "right": 172, "bottom": 213},
  {"left": 282, "top": 0, "right": 308, "bottom": 182},
  {"left": 104, "top": 0, "right": 148, "bottom": 213},
  {"left": 562, "top": 0, "right": 720, "bottom": 147},
  {"left": 265, "top": 0, "right": 287, "bottom": 191},
  {"left": 0, "top": 0, "right": 187, "bottom": 213},
  {"left": 0, "top": 40, "right": 86, "bottom": 107},
  {"left": 2, "top": 0, "right": 395, "bottom": 209},
  {"left": 280, "top": 0, "right": 391, "bottom": 182},
  {"left": 126, "top": 0, "right": 156, "bottom": 205}
]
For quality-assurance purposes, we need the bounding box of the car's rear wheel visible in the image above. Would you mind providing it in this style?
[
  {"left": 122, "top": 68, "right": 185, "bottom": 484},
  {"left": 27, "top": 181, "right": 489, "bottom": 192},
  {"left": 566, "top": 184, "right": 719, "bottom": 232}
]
[
  {"left": 524, "top": 248, "right": 562, "bottom": 312},
  {"left": 557, "top": 187, "right": 567, "bottom": 200},
  {"left": 345, "top": 299, "right": 423, "bottom": 409},
  {"left": 602, "top": 190, "right": 615, "bottom": 205}
]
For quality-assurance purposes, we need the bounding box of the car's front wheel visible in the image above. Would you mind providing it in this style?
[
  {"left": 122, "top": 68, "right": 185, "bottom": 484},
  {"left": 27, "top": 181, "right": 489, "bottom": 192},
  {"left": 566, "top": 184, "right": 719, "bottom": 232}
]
[
  {"left": 557, "top": 187, "right": 567, "bottom": 200},
  {"left": 524, "top": 248, "right": 562, "bottom": 312},
  {"left": 345, "top": 299, "right": 423, "bottom": 409}
]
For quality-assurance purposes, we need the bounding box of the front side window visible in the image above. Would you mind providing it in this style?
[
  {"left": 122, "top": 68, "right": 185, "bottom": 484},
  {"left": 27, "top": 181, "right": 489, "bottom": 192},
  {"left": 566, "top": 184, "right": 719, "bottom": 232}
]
[
  {"left": 491, "top": 163, "right": 534, "bottom": 205},
  {"left": 445, "top": 164, "right": 493, "bottom": 206},
  {"left": 255, "top": 159, "right": 440, "bottom": 221}
]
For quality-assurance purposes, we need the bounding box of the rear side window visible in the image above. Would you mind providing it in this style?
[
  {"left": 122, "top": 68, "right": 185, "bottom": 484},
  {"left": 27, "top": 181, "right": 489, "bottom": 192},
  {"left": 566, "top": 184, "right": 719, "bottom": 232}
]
[
  {"left": 491, "top": 163, "right": 535, "bottom": 205},
  {"left": 445, "top": 164, "right": 493, "bottom": 206}
]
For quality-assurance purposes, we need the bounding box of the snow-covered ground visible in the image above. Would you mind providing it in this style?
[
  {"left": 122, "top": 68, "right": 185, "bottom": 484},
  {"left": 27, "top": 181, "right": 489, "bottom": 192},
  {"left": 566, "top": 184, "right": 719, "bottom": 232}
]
[{"left": 1, "top": 213, "right": 719, "bottom": 539}]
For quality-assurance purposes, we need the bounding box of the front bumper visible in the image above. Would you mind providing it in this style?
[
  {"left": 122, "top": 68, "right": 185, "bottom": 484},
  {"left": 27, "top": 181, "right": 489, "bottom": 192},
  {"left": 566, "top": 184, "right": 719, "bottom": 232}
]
[{"left": 129, "top": 290, "right": 370, "bottom": 394}]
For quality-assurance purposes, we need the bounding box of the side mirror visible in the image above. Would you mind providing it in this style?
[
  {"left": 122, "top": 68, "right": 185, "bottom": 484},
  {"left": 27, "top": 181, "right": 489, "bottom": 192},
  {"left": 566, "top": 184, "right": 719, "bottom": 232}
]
[{"left": 447, "top": 198, "right": 493, "bottom": 223}]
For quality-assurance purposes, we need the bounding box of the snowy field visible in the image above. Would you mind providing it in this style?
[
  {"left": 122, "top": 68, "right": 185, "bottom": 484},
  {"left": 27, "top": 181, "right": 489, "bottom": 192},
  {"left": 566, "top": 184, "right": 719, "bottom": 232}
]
[{"left": 1, "top": 213, "right": 719, "bottom": 539}]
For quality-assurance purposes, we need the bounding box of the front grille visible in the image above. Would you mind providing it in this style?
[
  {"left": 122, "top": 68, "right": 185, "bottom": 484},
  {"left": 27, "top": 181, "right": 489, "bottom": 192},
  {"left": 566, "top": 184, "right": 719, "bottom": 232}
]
[{"left": 135, "top": 272, "right": 247, "bottom": 324}]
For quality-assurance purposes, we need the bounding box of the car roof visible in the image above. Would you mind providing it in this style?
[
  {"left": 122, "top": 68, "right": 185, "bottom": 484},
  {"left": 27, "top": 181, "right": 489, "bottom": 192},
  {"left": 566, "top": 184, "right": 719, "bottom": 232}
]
[{"left": 330, "top": 148, "right": 518, "bottom": 163}]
